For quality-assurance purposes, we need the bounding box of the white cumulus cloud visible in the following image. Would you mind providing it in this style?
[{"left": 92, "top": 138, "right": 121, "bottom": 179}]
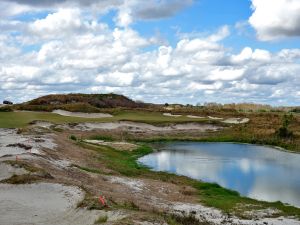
[{"left": 249, "top": 0, "right": 300, "bottom": 41}]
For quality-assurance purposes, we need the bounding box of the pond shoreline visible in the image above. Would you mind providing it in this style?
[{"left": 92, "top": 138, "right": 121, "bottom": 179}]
[{"left": 138, "top": 141, "right": 300, "bottom": 209}]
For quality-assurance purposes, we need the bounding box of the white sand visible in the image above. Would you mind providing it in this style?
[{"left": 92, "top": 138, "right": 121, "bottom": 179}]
[
  {"left": 208, "top": 116, "right": 223, "bottom": 120},
  {"left": 163, "top": 113, "right": 182, "bottom": 117},
  {"left": 222, "top": 118, "right": 250, "bottom": 124},
  {"left": 169, "top": 202, "right": 300, "bottom": 225},
  {"left": 0, "top": 129, "right": 56, "bottom": 158},
  {"left": 187, "top": 115, "right": 206, "bottom": 119},
  {"left": 0, "top": 162, "right": 28, "bottom": 181},
  {"left": 53, "top": 109, "right": 113, "bottom": 118},
  {"left": 0, "top": 183, "right": 103, "bottom": 225}
]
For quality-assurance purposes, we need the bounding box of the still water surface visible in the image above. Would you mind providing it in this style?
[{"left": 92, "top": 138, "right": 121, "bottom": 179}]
[{"left": 138, "top": 142, "right": 300, "bottom": 207}]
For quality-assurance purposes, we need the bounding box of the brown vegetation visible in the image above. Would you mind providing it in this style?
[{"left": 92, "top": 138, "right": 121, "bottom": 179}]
[{"left": 14, "top": 93, "right": 151, "bottom": 112}]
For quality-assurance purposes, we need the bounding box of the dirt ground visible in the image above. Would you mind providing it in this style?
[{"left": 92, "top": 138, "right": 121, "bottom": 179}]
[{"left": 0, "top": 124, "right": 299, "bottom": 225}]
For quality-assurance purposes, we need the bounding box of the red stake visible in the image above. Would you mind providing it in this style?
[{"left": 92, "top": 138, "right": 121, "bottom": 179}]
[{"left": 98, "top": 195, "right": 106, "bottom": 206}]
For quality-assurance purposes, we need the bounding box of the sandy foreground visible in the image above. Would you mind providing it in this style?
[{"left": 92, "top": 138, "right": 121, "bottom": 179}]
[{"left": 0, "top": 125, "right": 299, "bottom": 225}]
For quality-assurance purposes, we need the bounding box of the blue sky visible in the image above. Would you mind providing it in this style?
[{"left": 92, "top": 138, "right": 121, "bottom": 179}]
[{"left": 0, "top": 0, "right": 300, "bottom": 105}]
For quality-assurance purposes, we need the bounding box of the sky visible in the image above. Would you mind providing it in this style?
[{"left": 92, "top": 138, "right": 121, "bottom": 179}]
[{"left": 0, "top": 0, "right": 300, "bottom": 106}]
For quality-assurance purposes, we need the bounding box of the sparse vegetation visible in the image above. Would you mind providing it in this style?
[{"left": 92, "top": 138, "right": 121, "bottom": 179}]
[
  {"left": 1, "top": 174, "right": 40, "bottom": 184},
  {"left": 166, "top": 213, "right": 211, "bottom": 225},
  {"left": 94, "top": 215, "right": 108, "bottom": 224}
]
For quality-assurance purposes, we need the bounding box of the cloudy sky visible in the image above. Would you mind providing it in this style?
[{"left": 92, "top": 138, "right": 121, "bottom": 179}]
[{"left": 1, "top": 0, "right": 300, "bottom": 105}]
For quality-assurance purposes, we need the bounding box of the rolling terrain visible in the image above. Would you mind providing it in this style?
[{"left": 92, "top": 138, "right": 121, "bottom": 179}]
[{"left": 0, "top": 93, "right": 300, "bottom": 225}]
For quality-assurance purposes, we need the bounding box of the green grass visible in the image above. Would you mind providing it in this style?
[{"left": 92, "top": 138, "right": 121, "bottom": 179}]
[
  {"left": 79, "top": 141, "right": 300, "bottom": 219},
  {"left": 78, "top": 142, "right": 152, "bottom": 176},
  {"left": 0, "top": 111, "right": 209, "bottom": 128}
]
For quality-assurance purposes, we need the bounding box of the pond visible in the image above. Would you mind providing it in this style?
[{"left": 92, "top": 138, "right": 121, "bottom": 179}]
[{"left": 138, "top": 142, "right": 300, "bottom": 207}]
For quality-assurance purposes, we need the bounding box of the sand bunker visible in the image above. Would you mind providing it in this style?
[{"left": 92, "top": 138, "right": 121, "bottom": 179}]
[
  {"left": 222, "top": 118, "right": 250, "bottom": 124},
  {"left": 85, "top": 140, "right": 138, "bottom": 151},
  {"left": 187, "top": 115, "right": 206, "bottom": 119},
  {"left": 208, "top": 116, "right": 223, "bottom": 120},
  {"left": 0, "top": 183, "right": 104, "bottom": 225},
  {"left": 0, "top": 129, "right": 56, "bottom": 158},
  {"left": 0, "top": 129, "right": 56, "bottom": 157},
  {"left": 163, "top": 113, "right": 182, "bottom": 117},
  {"left": 61, "top": 121, "right": 221, "bottom": 132},
  {"left": 31, "top": 121, "right": 54, "bottom": 129},
  {"left": 53, "top": 110, "right": 113, "bottom": 118}
]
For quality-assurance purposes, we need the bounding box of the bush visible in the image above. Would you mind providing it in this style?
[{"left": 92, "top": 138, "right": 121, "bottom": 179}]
[
  {"left": 276, "top": 114, "right": 294, "bottom": 139},
  {"left": 0, "top": 106, "right": 13, "bottom": 112},
  {"left": 276, "top": 127, "right": 293, "bottom": 139},
  {"left": 70, "top": 135, "right": 77, "bottom": 141}
]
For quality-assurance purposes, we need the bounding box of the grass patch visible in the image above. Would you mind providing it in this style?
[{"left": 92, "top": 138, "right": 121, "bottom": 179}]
[
  {"left": 78, "top": 142, "right": 152, "bottom": 177},
  {"left": 94, "top": 215, "right": 108, "bottom": 224}
]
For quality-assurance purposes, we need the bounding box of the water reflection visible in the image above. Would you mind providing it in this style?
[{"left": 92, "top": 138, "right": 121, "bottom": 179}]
[{"left": 138, "top": 142, "right": 300, "bottom": 207}]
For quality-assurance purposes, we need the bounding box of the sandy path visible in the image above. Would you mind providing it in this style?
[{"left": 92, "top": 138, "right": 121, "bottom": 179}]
[
  {"left": 0, "top": 183, "right": 103, "bottom": 225},
  {"left": 53, "top": 109, "right": 113, "bottom": 118}
]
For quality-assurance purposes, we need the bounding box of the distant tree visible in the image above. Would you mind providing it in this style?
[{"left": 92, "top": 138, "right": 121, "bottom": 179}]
[
  {"left": 164, "top": 103, "right": 169, "bottom": 107},
  {"left": 3, "top": 100, "right": 13, "bottom": 105}
]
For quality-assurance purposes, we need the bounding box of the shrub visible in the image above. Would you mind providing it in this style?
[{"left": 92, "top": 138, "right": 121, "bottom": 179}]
[
  {"left": 276, "top": 114, "right": 294, "bottom": 139},
  {"left": 0, "top": 106, "right": 13, "bottom": 112},
  {"left": 70, "top": 135, "right": 77, "bottom": 141}
]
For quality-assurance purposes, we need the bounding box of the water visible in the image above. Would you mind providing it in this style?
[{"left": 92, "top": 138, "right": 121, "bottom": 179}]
[{"left": 138, "top": 142, "right": 300, "bottom": 207}]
